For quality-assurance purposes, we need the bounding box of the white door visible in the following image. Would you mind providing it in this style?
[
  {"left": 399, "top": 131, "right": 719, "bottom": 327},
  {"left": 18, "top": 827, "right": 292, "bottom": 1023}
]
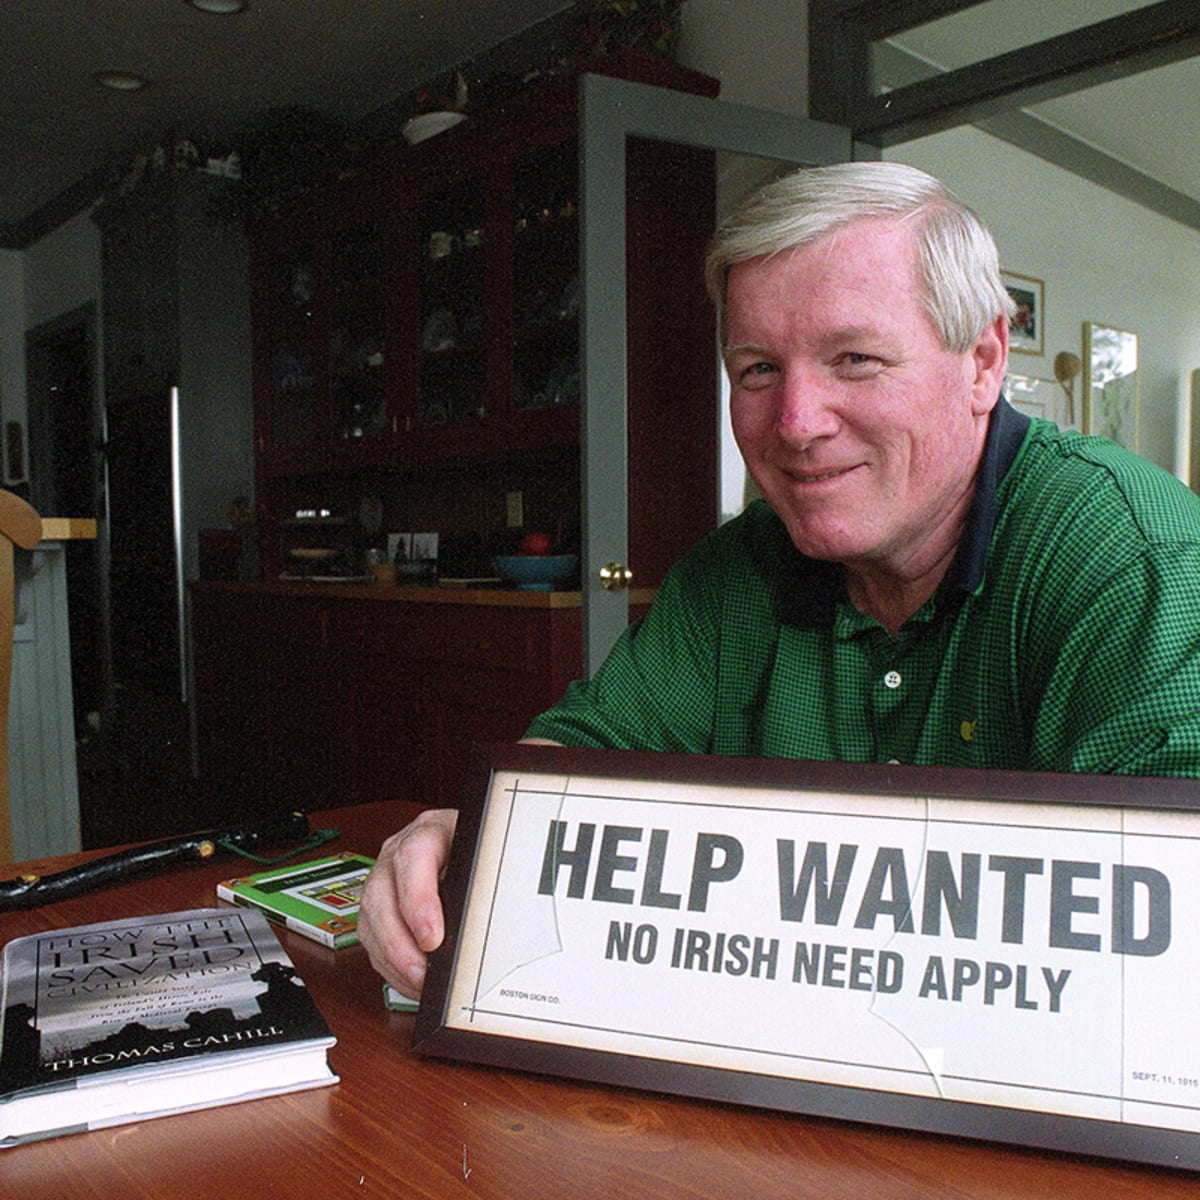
[{"left": 578, "top": 74, "right": 853, "bottom": 674}]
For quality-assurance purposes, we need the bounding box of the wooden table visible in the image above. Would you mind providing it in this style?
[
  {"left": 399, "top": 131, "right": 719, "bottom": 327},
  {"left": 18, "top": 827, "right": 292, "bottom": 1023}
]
[{"left": 1, "top": 800, "right": 1195, "bottom": 1198}]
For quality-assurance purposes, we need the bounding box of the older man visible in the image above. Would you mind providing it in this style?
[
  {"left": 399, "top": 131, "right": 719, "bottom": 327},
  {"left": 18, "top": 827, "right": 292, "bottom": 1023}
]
[{"left": 360, "top": 162, "right": 1200, "bottom": 998}]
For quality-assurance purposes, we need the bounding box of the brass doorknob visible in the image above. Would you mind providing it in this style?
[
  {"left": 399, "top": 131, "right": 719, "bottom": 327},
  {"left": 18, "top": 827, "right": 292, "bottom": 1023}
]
[{"left": 598, "top": 562, "right": 634, "bottom": 591}]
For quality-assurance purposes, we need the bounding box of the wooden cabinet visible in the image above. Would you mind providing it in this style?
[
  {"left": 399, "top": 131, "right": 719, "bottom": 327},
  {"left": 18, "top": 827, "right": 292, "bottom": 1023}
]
[
  {"left": 194, "top": 53, "right": 718, "bottom": 824},
  {"left": 249, "top": 50, "right": 718, "bottom": 589},
  {"left": 253, "top": 172, "right": 396, "bottom": 473},
  {"left": 192, "top": 584, "right": 583, "bottom": 823}
]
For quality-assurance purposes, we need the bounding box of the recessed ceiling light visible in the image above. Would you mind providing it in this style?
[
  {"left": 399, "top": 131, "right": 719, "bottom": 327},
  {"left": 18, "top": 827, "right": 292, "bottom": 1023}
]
[
  {"left": 95, "top": 70, "right": 150, "bottom": 92},
  {"left": 186, "top": 0, "right": 248, "bottom": 13}
]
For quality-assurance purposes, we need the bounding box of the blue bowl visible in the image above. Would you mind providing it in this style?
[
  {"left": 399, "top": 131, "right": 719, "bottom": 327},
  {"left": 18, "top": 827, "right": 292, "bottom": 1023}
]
[{"left": 494, "top": 554, "right": 579, "bottom": 591}]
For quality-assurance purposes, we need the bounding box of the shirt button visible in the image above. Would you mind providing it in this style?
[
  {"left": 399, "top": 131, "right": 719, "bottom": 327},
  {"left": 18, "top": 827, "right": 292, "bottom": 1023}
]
[{"left": 884, "top": 670, "right": 902, "bottom": 690}]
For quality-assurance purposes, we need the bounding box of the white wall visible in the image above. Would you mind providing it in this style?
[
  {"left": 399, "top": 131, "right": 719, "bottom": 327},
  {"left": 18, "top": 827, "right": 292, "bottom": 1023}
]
[
  {"left": 23, "top": 211, "right": 101, "bottom": 333},
  {"left": 681, "top": 0, "right": 808, "bottom": 116},
  {"left": 890, "top": 125, "right": 1200, "bottom": 479}
]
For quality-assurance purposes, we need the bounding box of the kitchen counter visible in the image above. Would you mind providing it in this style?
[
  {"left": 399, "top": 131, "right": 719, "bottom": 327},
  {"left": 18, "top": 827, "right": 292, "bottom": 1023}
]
[
  {"left": 190, "top": 577, "right": 656, "bottom": 609},
  {"left": 40, "top": 517, "right": 98, "bottom": 541}
]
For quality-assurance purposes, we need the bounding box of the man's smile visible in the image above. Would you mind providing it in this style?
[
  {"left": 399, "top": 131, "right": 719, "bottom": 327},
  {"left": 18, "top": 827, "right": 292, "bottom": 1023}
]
[{"left": 780, "top": 464, "right": 862, "bottom": 485}]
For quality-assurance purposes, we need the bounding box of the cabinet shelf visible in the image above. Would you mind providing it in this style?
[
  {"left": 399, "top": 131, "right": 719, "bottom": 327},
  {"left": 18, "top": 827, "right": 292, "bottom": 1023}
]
[
  {"left": 250, "top": 50, "right": 718, "bottom": 588},
  {"left": 203, "top": 52, "right": 721, "bottom": 823}
]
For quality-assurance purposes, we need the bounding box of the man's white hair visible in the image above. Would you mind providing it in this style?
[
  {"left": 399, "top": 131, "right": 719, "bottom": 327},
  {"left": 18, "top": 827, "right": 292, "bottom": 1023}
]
[{"left": 705, "top": 161, "right": 1016, "bottom": 353}]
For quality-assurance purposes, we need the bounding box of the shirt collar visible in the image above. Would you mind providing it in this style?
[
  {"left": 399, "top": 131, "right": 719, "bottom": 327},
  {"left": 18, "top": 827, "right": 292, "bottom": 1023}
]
[{"left": 777, "top": 397, "right": 1032, "bottom": 627}]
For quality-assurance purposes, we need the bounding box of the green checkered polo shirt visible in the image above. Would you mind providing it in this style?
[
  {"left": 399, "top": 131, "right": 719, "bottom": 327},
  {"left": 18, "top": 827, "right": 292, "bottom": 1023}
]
[{"left": 526, "top": 403, "right": 1200, "bottom": 776}]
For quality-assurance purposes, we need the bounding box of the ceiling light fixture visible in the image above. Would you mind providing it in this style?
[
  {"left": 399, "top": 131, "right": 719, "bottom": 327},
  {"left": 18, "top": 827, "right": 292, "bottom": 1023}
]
[
  {"left": 186, "top": 0, "right": 248, "bottom": 13},
  {"left": 94, "top": 70, "right": 150, "bottom": 92}
]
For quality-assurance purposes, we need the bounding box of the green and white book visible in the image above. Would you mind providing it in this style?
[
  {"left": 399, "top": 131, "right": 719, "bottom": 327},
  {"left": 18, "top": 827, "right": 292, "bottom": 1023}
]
[{"left": 217, "top": 852, "right": 374, "bottom": 949}]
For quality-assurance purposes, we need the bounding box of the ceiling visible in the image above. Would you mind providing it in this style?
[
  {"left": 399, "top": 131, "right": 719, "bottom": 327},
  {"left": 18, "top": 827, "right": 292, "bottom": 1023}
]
[
  {"left": 886, "top": 0, "right": 1200, "bottom": 212},
  {"left": 0, "top": 0, "right": 574, "bottom": 238},
  {"left": 2, "top": 1, "right": 1198, "bottom": 246}
]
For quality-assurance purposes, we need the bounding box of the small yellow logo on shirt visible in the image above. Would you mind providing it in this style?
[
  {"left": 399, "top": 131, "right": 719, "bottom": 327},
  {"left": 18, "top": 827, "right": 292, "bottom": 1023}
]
[{"left": 960, "top": 716, "right": 978, "bottom": 742}]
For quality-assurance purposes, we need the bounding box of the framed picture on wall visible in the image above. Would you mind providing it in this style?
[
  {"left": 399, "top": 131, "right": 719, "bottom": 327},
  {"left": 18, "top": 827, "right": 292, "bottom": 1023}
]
[{"left": 1002, "top": 270, "right": 1043, "bottom": 356}]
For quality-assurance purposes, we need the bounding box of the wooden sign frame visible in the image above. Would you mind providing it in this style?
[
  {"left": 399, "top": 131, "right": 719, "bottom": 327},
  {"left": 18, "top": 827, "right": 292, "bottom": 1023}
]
[{"left": 413, "top": 744, "right": 1200, "bottom": 1171}]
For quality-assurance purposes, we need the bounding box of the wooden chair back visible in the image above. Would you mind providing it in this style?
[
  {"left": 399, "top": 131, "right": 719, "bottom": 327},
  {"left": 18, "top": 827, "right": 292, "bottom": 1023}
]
[{"left": 0, "top": 490, "right": 43, "bottom": 862}]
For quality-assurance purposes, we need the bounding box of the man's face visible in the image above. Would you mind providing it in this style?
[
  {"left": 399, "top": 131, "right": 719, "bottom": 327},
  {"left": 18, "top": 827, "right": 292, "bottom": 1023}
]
[{"left": 724, "top": 217, "right": 1005, "bottom": 586}]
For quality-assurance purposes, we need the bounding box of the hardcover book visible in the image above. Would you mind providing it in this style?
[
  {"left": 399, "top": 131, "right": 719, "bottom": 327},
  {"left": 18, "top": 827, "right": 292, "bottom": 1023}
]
[
  {"left": 0, "top": 907, "right": 337, "bottom": 1147},
  {"left": 217, "top": 851, "right": 374, "bottom": 948}
]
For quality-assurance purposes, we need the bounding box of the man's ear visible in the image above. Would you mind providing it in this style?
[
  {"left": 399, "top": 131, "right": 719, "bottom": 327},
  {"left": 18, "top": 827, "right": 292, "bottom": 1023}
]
[{"left": 969, "top": 313, "right": 1009, "bottom": 415}]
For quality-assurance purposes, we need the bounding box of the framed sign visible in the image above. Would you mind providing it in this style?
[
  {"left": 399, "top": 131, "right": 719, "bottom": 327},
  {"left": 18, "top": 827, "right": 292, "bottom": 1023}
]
[{"left": 414, "top": 745, "right": 1200, "bottom": 1170}]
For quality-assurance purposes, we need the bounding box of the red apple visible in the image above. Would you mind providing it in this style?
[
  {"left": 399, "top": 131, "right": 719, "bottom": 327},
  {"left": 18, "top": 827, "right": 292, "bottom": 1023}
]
[{"left": 520, "top": 531, "right": 553, "bottom": 556}]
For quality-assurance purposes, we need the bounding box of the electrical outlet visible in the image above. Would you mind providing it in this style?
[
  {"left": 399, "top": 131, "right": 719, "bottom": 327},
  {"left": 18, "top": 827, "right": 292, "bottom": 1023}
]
[{"left": 506, "top": 490, "right": 524, "bottom": 528}]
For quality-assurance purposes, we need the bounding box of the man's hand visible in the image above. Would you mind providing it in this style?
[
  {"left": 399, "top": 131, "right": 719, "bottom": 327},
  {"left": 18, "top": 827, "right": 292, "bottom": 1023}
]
[
  {"left": 359, "top": 808, "right": 458, "bottom": 999},
  {"left": 359, "top": 743, "right": 559, "bottom": 998}
]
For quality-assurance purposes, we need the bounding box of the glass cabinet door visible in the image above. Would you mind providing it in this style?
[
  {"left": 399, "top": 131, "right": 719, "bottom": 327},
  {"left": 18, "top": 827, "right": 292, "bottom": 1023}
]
[
  {"left": 418, "top": 180, "right": 485, "bottom": 427},
  {"left": 266, "top": 245, "right": 318, "bottom": 449},
  {"left": 331, "top": 221, "right": 386, "bottom": 441},
  {"left": 512, "top": 141, "right": 580, "bottom": 416}
]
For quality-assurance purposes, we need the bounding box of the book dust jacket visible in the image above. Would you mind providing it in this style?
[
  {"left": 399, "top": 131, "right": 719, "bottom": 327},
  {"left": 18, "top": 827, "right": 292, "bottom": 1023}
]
[{"left": 0, "top": 908, "right": 333, "bottom": 1096}]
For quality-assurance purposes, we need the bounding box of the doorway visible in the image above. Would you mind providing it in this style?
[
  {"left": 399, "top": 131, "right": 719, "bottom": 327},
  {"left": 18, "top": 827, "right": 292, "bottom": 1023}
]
[{"left": 25, "top": 306, "right": 103, "bottom": 755}]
